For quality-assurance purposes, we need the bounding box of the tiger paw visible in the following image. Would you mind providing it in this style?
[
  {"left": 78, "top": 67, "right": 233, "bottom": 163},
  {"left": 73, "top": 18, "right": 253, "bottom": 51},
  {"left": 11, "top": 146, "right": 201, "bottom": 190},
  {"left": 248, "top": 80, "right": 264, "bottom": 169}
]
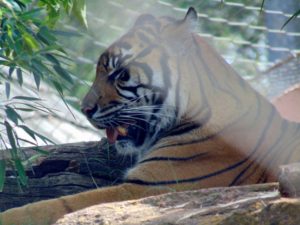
[{"left": 0, "top": 198, "right": 69, "bottom": 225}]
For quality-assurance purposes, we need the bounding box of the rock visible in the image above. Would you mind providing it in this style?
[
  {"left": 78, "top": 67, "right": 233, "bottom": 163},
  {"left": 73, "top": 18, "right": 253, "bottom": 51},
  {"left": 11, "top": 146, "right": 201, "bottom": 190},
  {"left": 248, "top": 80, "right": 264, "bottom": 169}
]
[
  {"left": 278, "top": 162, "right": 300, "bottom": 197},
  {"left": 221, "top": 198, "right": 300, "bottom": 225},
  {"left": 55, "top": 183, "right": 283, "bottom": 225}
]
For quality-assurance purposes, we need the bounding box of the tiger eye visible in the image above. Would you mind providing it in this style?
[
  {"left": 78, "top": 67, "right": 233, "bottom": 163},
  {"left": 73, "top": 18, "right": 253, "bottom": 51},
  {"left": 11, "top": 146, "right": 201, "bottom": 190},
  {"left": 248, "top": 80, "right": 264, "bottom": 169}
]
[{"left": 119, "top": 70, "right": 130, "bottom": 81}]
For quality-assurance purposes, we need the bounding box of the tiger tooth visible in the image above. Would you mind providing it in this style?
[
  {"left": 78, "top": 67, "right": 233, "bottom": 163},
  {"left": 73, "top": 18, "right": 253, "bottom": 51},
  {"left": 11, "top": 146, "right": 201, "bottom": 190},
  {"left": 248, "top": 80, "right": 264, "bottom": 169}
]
[{"left": 117, "top": 126, "right": 128, "bottom": 136}]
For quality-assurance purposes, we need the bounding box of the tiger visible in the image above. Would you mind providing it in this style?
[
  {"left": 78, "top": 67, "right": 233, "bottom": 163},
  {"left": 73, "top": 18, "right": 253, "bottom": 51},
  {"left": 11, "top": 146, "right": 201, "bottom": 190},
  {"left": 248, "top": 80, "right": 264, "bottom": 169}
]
[{"left": 2, "top": 7, "right": 300, "bottom": 225}]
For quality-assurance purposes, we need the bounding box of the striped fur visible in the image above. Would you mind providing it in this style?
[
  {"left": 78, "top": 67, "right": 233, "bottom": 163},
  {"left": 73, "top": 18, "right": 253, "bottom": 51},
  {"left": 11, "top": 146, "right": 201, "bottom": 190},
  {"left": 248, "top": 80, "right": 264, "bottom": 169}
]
[{"left": 2, "top": 7, "right": 300, "bottom": 225}]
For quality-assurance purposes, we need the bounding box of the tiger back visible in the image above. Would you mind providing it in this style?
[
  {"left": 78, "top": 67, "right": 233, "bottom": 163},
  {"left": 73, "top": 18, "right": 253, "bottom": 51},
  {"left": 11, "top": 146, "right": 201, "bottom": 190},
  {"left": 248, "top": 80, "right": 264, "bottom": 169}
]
[{"left": 2, "top": 7, "right": 300, "bottom": 225}]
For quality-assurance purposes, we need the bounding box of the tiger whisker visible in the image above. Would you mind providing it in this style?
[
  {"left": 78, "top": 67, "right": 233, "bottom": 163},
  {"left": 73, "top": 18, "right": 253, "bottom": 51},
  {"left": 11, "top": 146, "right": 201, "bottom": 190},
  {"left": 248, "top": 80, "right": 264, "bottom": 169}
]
[
  {"left": 118, "top": 115, "right": 152, "bottom": 126},
  {"left": 124, "top": 105, "right": 175, "bottom": 113},
  {"left": 116, "top": 118, "right": 147, "bottom": 131},
  {"left": 121, "top": 111, "right": 174, "bottom": 119}
]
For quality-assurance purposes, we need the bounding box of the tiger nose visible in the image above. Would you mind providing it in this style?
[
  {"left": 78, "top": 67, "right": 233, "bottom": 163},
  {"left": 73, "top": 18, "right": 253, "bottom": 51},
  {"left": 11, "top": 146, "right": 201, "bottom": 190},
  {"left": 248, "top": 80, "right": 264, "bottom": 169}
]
[{"left": 81, "top": 105, "right": 98, "bottom": 119}]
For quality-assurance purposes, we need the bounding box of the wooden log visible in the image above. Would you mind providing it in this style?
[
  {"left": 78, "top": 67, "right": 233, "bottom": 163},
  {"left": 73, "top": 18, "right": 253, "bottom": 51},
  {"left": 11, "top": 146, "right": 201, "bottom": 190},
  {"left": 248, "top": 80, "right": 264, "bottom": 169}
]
[
  {"left": 55, "top": 183, "right": 280, "bottom": 225},
  {"left": 0, "top": 139, "right": 136, "bottom": 211}
]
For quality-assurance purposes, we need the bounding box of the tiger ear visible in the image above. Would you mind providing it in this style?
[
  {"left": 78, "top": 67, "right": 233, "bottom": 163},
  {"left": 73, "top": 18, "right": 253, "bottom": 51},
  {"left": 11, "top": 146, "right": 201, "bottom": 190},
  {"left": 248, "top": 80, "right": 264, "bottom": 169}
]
[{"left": 182, "top": 7, "right": 198, "bottom": 31}]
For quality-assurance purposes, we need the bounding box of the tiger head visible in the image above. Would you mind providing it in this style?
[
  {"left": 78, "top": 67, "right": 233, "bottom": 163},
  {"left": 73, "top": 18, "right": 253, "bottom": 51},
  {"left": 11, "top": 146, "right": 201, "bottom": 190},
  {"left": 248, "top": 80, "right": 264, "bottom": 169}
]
[{"left": 81, "top": 8, "right": 203, "bottom": 157}]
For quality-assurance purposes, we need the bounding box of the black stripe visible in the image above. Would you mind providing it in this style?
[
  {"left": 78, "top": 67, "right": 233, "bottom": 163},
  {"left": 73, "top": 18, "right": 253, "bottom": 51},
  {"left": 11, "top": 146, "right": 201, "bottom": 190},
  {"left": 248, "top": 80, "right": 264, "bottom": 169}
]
[
  {"left": 108, "top": 68, "right": 123, "bottom": 82},
  {"left": 134, "top": 16, "right": 161, "bottom": 34},
  {"left": 134, "top": 14, "right": 156, "bottom": 27},
  {"left": 155, "top": 132, "right": 215, "bottom": 151},
  {"left": 189, "top": 46, "right": 211, "bottom": 118},
  {"left": 117, "top": 84, "right": 139, "bottom": 97},
  {"left": 137, "top": 31, "right": 152, "bottom": 44},
  {"left": 158, "top": 106, "right": 251, "bottom": 150},
  {"left": 116, "top": 41, "right": 132, "bottom": 50},
  {"left": 130, "top": 62, "right": 153, "bottom": 83},
  {"left": 139, "top": 153, "right": 208, "bottom": 164},
  {"left": 229, "top": 106, "right": 276, "bottom": 186},
  {"left": 99, "top": 52, "right": 109, "bottom": 71},
  {"left": 254, "top": 118, "right": 289, "bottom": 184},
  {"left": 125, "top": 105, "right": 271, "bottom": 187},
  {"left": 192, "top": 36, "right": 240, "bottom": 104},
  {"left": 116, "top": 88, "right": 135, "bottom": 101},
  {"left": 124, "top": 110, "right": 257, "bottom": 186},
  {"left": 100, "top": 102, "right": 122, "bottom": 114},
  {"left": 135, "top": 45, "right": 155, "bottom": 59},
  {"left": 240, "top": 106, "right": 290, "bottom": 185},
  {"left": 124, "top": 154, "right": 251, "bottom": 186},
  {"left": 60, "top": 198, "right": 73, "bottom": 213},
  {"left": 120, "top": 54, "right": 133, "bottom": 63},
  {"left": 160, "top": 53, "right": 171, "bottom": 88},
  {"left": 141, "top": 26, "right": 159, "bottom": 38},
  {"left": 167, "top": 123, "right": 202, "bottom": 136}
]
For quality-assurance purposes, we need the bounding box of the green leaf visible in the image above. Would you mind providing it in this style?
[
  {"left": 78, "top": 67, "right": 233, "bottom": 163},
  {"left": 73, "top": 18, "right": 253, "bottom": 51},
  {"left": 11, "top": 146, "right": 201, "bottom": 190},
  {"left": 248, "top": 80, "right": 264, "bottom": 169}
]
[
  {"left": 13, "top": 0, "right": 26, "bottom": 10},
  {"left": 8, "top": 66, "right": 14, "bottom": 79},
  {"left": 4, "top": 121, "right": 17, "bottom": 158},
  {"left": 18, "top": 124, "right": 54, "bottom": 145},
  {"left": 32, "top": 147, "right": 50, "bottom": 155},
  {"left": 0, "top": 60, "right": 9, "bottom": 66},
  {"left": 71, "top": 0, "right": 87, "bottom": 29},
  {"left": 17, "top": 137, "right": 37, "bottom": 146},
  {"left": 22, "top": 154, "right": 42, "bottom": 168},
  {"left": 53, "top": 30, "right": 82, "bottom": 37},
  {"left": 53, "top": 65, "right": 73, "bottom": 84},
  {"left": 32, "top": 58, "right": 52, "bottom": 74},
  {"left": 17, "top": 125, "right": 37, "bottom": 141},
  {"left": 5, "top": 106, "right": 24, "bottom": 125},
  {"left": 20, "top": 103, "right": 52, "bottom": 114},
  {"left": 5, "top": 81, "right": 10, "bottom": 99},
  {"left": 281, "top": 9, "right": 300, "bottom": 29},
  {"left": 16, "top": 68, "right": 23, "bottom": 86},
  {"left": 0, "top": 159, "right": 5, "bottom": 192},
  {"left": 33, "top": 72, "right": 41, "bottom": 90},
  {"left": 13, "top": 107, "right": 34, "bottom": 112},
  {"left": 20, "top": 8, "right": 43, "bottom": 20},
  {"left": 260, "top": 0, "right": 265, "bottom": 12},
  {"left": 34, "top": 131, "right": 55, "bottom": 145},
  {"left": 23, "top": 32, "right": 39, "bottom": 50},
  {"left": 52, "top": 80, "right": 63, "bottom": 94},
  {"left": 37, "top": 26, "right": 56, "bottom": 45},
  {"left": 14, "top": 158, "right": 28, "bottom": 186},
  {"left": 44, "top": 53, "right": 60, "bottom": 65},
  {"left": 12, "top": 96, "right": 42, "bottom": 101},
  {"left": 0, "top": 2, "right": 11, "bottom": 9}
]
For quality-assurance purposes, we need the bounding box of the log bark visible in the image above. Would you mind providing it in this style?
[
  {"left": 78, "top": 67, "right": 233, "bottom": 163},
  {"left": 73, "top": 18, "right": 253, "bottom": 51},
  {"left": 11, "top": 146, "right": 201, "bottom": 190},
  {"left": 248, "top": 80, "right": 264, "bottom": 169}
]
[
  {"left": 0, "top": 139, "right": 136, "bottom": 211},
  {"left": 55, "top": 183, "right": 282, "bottom": 225}
]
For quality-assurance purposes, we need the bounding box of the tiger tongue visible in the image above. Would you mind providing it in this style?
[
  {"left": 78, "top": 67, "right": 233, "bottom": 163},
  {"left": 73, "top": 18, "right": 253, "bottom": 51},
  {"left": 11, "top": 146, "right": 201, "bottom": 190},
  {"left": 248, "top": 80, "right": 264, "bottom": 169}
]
[{"left": 106, "top": 127, "right": 118, "bottom": 144}]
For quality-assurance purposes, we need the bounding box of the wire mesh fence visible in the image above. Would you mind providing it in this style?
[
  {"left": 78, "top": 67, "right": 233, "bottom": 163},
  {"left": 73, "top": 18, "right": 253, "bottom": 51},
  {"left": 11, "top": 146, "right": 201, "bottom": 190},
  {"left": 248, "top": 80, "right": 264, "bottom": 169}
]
[
  {"left": 3, "top": 0, "right": 300, "bottom": 145},
  {"left": 62, "top": 0, "right": 300, "bottom": 96}
]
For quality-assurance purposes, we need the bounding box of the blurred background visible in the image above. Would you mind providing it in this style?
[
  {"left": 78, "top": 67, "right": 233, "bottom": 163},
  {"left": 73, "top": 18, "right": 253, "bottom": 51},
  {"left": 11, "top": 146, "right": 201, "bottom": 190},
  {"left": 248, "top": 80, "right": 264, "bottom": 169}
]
[{"left": 3, "top": 0, "right": 300, "bottom": 145}]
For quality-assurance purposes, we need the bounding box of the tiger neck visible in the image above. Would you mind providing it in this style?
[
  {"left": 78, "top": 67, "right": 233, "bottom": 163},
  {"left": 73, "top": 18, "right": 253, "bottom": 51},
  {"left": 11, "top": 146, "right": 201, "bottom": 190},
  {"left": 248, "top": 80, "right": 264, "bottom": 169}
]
[{"left": 152, "top": 93, "right": 300, "bottom": 182}]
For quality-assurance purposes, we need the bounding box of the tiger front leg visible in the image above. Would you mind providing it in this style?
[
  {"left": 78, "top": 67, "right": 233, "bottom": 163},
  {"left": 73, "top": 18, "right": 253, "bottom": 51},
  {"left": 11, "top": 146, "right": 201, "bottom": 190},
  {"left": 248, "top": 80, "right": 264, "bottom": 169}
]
[{"left": 0, "top": 183, "right": 167, "bottom": 225}]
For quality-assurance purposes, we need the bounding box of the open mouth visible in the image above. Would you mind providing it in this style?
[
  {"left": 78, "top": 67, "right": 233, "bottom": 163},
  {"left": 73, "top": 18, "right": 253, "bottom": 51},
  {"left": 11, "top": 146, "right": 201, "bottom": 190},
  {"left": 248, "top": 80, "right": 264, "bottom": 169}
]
[
  {"left": 105, "top": 120, "right": 147, "bottom": 147},
  {"left": 106, "top": 125, "right": 129, "bottom": 144}
]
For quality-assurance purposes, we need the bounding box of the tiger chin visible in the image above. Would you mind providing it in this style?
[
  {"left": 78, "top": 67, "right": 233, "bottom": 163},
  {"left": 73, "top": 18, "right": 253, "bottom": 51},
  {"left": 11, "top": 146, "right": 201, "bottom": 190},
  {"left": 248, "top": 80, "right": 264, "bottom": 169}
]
[{"left": 2, "top": 6, "right": 300, "bottom": 225}]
